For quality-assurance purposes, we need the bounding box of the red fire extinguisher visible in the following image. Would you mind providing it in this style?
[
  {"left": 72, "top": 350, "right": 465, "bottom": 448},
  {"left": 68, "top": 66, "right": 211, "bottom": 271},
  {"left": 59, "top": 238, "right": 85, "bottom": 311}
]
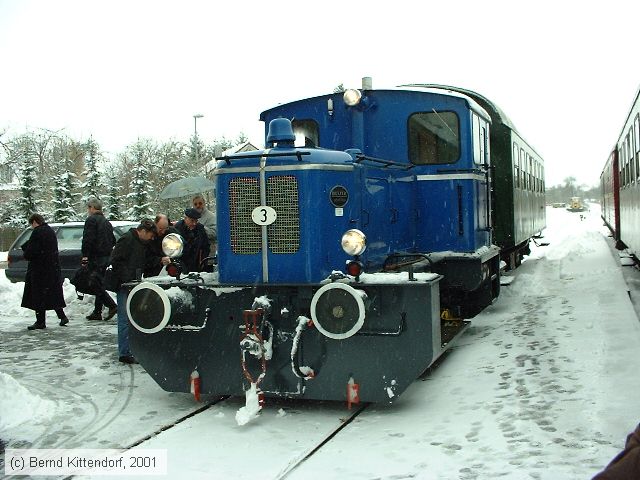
[{"left": 190, "top": 370, "right": 201, "bottom": 402}]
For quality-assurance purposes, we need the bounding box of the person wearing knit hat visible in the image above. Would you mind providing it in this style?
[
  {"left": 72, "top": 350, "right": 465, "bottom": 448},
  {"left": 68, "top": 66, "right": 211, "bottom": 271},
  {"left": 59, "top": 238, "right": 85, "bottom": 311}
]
[{"left": 184, "top": 207, "right": 201, "bottom": 220}]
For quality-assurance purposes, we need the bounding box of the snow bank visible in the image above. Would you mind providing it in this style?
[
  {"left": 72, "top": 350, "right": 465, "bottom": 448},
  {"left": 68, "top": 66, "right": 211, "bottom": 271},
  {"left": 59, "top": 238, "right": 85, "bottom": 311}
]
[{"left": 0, "top": 371, "right": 56, "bottom": 431}]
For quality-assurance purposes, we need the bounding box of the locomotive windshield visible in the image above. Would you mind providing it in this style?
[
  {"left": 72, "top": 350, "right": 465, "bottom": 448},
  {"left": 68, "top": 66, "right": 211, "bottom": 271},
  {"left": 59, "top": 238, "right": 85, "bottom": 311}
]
[
  {"left": 408, "top": 111, "right": 460, "bottom": 164},
  {"left": 292, "top": 119, "right": 319, "bottom": 147}
]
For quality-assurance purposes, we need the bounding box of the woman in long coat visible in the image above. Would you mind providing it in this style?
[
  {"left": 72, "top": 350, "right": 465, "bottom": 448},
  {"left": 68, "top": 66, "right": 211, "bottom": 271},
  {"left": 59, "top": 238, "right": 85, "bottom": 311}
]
[{"left": 21, "top": 213, "right": 68, "bottom": 330}]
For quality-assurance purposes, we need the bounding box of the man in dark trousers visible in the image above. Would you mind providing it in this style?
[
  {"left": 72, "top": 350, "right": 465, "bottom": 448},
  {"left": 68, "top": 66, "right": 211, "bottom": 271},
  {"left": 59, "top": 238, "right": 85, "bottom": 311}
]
[
  {"left": 174, "top": 208, "right": 210, "bottom": 273},
  {"left": 82, "top": 197, "right": 117, "bottom": 321},
  {"left": 22, "top": 213, "right": 69, "bottom": 330},
  {"left": 110, "top": 219, "right": 157, "bottom": 364}
]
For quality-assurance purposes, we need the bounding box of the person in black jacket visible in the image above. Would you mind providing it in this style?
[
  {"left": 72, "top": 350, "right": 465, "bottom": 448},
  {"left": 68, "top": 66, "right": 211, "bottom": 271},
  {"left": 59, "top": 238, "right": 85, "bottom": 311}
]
[
  {"left": 110, "top": 219, "right": 157, "bottom": 364},
  {"left": 174, "top": 208, "right": 210, "bottom": 273},
  {"left": 81, "top": 197, "right": 117, "bottom": 321},
  {"left": 144, "top": 214, "right": 176, "bottom": 277},
  {"left": 22, "top": 213, "right": 69, "bottom": 330}
]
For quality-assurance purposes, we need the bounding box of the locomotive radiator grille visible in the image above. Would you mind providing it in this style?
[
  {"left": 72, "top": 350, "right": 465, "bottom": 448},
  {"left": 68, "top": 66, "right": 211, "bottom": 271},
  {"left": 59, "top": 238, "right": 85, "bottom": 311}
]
[
  {"left": 266, "top": 175, "right": 300, "bottom": 253},
  {"left": 228, "top": 175, "right": 300, "bottom": 254},
  {"left": 229, "top": 177, "right": 261, "bottom": 254}
]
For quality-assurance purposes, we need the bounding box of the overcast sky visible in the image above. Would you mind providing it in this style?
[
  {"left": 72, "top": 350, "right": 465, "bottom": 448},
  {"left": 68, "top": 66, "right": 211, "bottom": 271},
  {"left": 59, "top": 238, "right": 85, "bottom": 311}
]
[{"left": 1, "top": 0, "right": 639, "bottom": 187}]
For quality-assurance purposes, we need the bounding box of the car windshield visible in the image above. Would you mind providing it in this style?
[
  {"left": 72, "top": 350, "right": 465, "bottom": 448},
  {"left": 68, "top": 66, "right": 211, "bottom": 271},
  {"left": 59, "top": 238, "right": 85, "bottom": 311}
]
[
  {"left": 56, "top": 226, "right": 84, "bottom": 249},
  {"left": 12, "top": 229, "right": 33, "bottom": 249}
]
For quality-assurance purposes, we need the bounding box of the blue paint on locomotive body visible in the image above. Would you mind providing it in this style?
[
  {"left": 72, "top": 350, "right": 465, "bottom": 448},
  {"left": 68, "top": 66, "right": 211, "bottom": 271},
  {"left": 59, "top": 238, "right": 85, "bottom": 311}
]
[
  {"left": 255, "top": 88, "right": 495, "bottom": 273},
  {"left": 215, "top": 145, "right": 420, "bottom": 284},
  {"left": 215, "top": 148, "right": 361, "bottom": 284}
]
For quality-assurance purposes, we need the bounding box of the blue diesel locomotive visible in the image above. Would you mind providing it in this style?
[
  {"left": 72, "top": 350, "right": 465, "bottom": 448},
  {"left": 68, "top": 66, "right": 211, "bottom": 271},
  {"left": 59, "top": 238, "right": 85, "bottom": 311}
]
[{"left": 126, "top": 80, "right": 544, "bottom": 404}]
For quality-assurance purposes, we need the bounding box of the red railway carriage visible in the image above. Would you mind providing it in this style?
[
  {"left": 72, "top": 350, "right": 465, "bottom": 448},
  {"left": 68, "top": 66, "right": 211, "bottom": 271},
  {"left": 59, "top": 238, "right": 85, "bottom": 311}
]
[{"left": 601, "top": 86, "right": 640, "bottom": 256}]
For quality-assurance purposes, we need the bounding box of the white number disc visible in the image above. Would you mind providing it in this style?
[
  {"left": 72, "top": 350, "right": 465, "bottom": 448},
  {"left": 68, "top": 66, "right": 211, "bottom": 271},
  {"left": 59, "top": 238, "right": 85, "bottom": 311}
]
[{"left": 251, "top": 206, "right": 277, "bottom": 225}]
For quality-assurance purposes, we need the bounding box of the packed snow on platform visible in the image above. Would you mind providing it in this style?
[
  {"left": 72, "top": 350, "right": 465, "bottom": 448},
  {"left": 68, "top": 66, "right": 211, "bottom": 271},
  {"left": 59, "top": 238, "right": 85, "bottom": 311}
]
[{"left": 1, "top": 205, "right": 640, "bottom": 479}]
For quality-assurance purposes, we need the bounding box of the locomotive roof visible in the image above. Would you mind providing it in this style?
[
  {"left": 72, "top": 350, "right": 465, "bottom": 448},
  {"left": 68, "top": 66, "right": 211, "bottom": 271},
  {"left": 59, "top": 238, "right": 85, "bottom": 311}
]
[
  {"left": 401, "top": 84, "right": 516, "bottom": 130},
  {"left": 404, "top": 84, "right": 547, "bottom": 162},
  {"left": 260, "top": 86, "right": 492, "bottom": 123}
]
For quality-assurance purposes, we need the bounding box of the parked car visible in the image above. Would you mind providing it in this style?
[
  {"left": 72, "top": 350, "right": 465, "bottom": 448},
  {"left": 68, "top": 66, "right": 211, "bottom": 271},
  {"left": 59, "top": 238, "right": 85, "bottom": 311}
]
[{"left": 5, "top": 221, "right": 138, "bottom": 283}]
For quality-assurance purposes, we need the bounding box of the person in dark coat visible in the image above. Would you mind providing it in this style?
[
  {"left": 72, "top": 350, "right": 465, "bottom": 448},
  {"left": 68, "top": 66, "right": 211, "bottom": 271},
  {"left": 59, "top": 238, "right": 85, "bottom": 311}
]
[
  {"left": 592, "top": 423, "right": 640, "bottom": 479},
  {"left": 82, "top": 197, "right": 117, "bottom": 321},
  {"left": 110, "top": 219, "right": 157, "bottom": 364},
  {"left": 144, "top": 214, "right": 176, "bottom": 277},
  {"left": 174, "top": 208, "right": 210, "bottom": 273},
  {"left": 21, "top": 213, "right": 69, "bottom": 330}
]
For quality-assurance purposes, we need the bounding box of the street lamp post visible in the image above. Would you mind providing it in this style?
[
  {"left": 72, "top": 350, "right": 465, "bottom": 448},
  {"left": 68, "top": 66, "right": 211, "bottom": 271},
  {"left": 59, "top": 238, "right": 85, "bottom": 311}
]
[{"left": 193, "top": 113, "right": 204, "bottom": 165}]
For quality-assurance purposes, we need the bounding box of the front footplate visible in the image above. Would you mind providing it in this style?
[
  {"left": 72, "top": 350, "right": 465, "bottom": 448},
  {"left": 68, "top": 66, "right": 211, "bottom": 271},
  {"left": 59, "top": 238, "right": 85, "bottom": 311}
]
[{"left": 126, "top": 273, "right": 467, "bottom": 404}]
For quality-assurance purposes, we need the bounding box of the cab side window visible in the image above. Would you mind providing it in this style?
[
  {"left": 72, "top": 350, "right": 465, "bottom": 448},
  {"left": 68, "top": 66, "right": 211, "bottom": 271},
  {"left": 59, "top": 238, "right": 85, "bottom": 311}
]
[{"left": 408, "top": 111, "right": 460, "bottom": 165}]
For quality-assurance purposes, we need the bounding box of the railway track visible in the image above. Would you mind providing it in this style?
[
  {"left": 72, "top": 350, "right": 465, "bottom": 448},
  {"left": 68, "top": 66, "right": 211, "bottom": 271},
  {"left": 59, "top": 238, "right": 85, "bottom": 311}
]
[{"left": 111, "top": 394, "right": 370, "bottom": 479}]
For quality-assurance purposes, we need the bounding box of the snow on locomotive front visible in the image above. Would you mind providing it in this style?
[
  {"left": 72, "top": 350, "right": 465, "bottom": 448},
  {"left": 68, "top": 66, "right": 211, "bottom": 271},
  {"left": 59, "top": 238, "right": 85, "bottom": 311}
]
[{"left": 126, "top": 118, "right": 462, "bottom": 404}]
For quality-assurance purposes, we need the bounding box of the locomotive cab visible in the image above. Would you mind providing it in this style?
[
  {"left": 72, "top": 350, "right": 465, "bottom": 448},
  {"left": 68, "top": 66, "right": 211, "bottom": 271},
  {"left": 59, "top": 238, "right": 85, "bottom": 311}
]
[{"left": 259, "top": 85, "right": 501, "bottom": 317}]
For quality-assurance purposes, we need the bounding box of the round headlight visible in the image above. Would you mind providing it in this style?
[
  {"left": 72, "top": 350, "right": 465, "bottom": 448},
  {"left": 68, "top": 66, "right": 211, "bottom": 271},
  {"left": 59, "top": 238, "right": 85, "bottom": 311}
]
[
  {"left": 341, "top": 229, "right": 366, "bottom": 256},
  {"left": 162, "top": 233, "right": 184, "bottom": 258},
  {"left": 343, "top": 89, "right": 362, "bottom": 107}
]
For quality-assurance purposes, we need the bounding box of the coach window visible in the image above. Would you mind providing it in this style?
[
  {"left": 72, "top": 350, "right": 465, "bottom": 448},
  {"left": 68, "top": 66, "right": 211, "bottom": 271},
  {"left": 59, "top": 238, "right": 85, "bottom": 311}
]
[
  {"left": 520, "top": 149, "right": 526, "bottom": 189},
  {"left": 408, "top": 111, "right": 460, "bottom": 165},
  {"left": 291, "top": 119, "right": 319, "bottom": 148},
  {"left": 537, "top": 162, "right": 541, "bottom": 192},
  {"left": 635, "top": 116, "right": 640, "bottom": 180},
  {"left": 516, "top": 147, "right": 521, "bottom": 189},
  {"left": 623, "top": 142, "right": 628, "bottom": 187},
  {"left": 627, "top": 134, "right": 632, "bottom": 186},
  {"left": 513, "top": 142, "right": 520, "bottom": 188},
  {"left": 627, "top": 134, "right": 632, "bottom": 184},
  {"left": 631, "top": 126, "right": 637, "bottom": 182},
  {"left": 620, "top": 140, "right": 627, "bottom": 188},
  {"left": 631, "top": 128, "right": 636, "bottom": 183}
]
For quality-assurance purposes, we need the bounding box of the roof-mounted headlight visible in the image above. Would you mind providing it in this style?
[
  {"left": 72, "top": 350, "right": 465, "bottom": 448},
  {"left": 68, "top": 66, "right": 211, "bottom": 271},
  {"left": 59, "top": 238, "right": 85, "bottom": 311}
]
[
  {"left": 343, "top": 89, "right": 362, "bottom": 107},
  {"left": 341, "top": 229, "right": 366, "bottom": 256},
  {"left": 162, "top": 233, "right": 184, "bottom": 258}
]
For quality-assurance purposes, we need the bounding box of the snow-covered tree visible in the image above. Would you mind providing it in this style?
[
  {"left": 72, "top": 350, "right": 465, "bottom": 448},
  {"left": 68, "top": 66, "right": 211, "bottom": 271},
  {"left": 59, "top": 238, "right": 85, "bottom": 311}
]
[
  {"left": 49, "top": 137, "right": 81, "bottom": 222},
  {"left": 189, "top": 133, "right": 207, "bottom": 170},
  {"left": 124, "top": 142, "right": 152, "bottom": 220},
  {"left": 103, "top": 171, "right": 122, "bottom": 220},
  {"left": 16, "top": 154, "right": 39, "bottom": 225},
  {"left": 81, "top": 136, "right": 102, "bottom": 202},
  {"left": 52, "top": 166, "right": 78, "bottom": 222},
  {"left": 0, "top": 127, "right": 250, "bottom": 227}
]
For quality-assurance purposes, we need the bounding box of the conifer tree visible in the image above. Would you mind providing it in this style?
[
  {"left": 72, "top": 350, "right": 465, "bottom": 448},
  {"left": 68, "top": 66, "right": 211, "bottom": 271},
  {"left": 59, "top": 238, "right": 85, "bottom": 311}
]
[
  {"left": 124, "top": 143, "right": 152, "bottom": 220},
  {"left": 81, "top": 136, "right": 102, "bottom": 202},
  {"left": 103, "top": 173, "right": 122, "bottom": 220},
  {"left": 17, "top": 154, "right": 38, "bottom": 225},
  {"left": 52, "top": 167, "right": 78, "bottom": 222}
]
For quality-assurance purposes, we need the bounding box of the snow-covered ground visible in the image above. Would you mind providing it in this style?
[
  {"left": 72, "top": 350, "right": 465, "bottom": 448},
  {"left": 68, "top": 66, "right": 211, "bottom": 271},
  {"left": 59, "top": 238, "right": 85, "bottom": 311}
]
[{"left": 1, "top": 205, "right": 640, "bottom": 479}]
